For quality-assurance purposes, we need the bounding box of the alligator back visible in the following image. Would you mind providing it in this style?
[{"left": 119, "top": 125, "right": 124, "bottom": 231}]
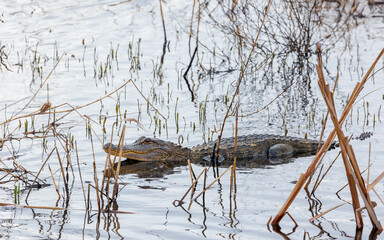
[{"left": 191, "top": 134, "right": 321, "bottom": 162}]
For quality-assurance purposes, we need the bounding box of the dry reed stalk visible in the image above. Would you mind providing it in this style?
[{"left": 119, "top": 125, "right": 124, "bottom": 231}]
[
  {"left": 367, "top": 172, "right": 384, "bottom": 192},
  {"left": 305, "top": 71, "right": 339, "bottom": 189},
  {"left": 271, "top": 47, "right": 384, "bottom": 226},
  {"left": 309, "top": 164, "right": 324, "bottom": 193},
  {"left": 368, "top": 143, "right": 371, "bottom": 185},
  {"left": 55, "top": 147, "right": 70, "bottom": 201},
  {"left": 48, "top": 165, "right": 61, "bottom": 200},
  {"left": 372, "top": 188, "right": 384, "bottom": 205},
  {"left": 173, "top": 167, "right": 207, "bottom": 206},
  {"left": 112, "top": 124, "right": 126, "bottom": 203},
  {"left": 86, "top": 183, "right": 91, "bottom": 211},
  {"left": 101, "top": 131, "right": 113, "bottom": 190},
  {"left": 64, "top": 137, "right": 75, "bottom": 181},
  {"left": 101, "top": 124, "right": 117, "bottom": 212},
  {"left": 158, "top": 0, "right": 167, "bottom": 67},
  {"left": 0, "top": 79, "right": 131, "bottom": 127},
  {"left": 90, "top": 134, "right": 101, "bottom": 212},
  {"left": 193, "top": 165, "right": 233, "bottom": 201},
  {"left": 310, "top": 151, "right": 340, "bottom": 194},
  {"left": 25, "top": 147, "right": 56, "bottom": 201},
  {"left": 231, "top": 106, "right": 239, "bottom": 192},
  {"left": 0, "top": 166, "right": 28, "bottom": 185},
  {"left": 285, "top": 212, "right": 298, "bottom": 226},
  {"left": 75, "top": 142, "right": 87, "bottom": 207},
  {"left": 186, "top": 160, "right": 197, "bottom": 209},
  {"left": 9, "top": 53, "right": 64, "bottom": 121},
  {"left": 188, "top": 0, "right": 196, "bottom": 54},
  {"left": 310, "top": 200, "right": 352, "bottom": 222},
  {"left": 187, "top": 159, "right": 196, "bottom": 184},
  {"left": 159, "top": 0, "right": 166, "bottom": 41},
  {"left": 316, "top": 46, "right": 381, "bottom": 229},
  {"left": 215, "top": 0, "right": 271, "bottom": 159},
  {"left": 0, "top": 96, "right": 29, "bottom": 112}
]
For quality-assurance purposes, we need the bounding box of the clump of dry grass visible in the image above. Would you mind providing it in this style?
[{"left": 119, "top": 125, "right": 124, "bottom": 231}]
[{"left": 271, "top": 47, "right": 384, "bottom": 232}]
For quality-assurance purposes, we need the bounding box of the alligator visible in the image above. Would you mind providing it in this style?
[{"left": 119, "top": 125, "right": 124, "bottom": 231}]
[{"left": 103, "top": 134, "right": 333, "bottom": 165}]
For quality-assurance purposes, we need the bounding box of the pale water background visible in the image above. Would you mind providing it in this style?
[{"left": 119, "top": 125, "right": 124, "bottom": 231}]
[{"left": 0, "top": 1, "right": 384, "bottom": 239}]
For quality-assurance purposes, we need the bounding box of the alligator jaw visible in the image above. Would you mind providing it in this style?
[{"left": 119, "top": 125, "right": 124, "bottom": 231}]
[{"left": 103, "top": 143, "right": 171, "bottom": 161}]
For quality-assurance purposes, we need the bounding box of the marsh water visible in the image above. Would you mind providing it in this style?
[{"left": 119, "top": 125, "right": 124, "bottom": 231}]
[{"left": 0, "top": 1, "right": 384, "bottom": 239}]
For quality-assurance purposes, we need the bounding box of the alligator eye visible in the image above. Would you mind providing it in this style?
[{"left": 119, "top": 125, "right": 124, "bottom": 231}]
[{"left": 142, "top": 138, "right": 152, "bottom": 144}]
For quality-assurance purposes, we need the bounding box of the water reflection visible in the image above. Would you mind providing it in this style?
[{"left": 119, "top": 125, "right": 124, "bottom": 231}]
[{"left": 105, "top": 156, "right": 297, "bottom": 179}]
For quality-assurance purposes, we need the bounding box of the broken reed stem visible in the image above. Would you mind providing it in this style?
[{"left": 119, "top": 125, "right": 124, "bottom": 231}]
[
  {"left": 194, "top": 165, "right": 233, "bottom": 201},
  {"left": 216, "top": 0, "right": 272, "bottom": 160},
  {"left": 25, "top": 147, "right": 56, "bottom": 202},
  {"left": 271, "top": 47, "right": 384, "bottom": 226}
]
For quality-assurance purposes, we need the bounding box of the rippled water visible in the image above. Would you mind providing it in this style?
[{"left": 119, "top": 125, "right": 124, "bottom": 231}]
[{"left": 0, "top": 1, "right": 384, "bottom": 239}]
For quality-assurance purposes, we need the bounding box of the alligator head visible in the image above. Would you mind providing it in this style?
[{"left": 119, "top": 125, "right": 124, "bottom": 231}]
[{"left": 103, "top": 136, "right": 189, "bottom": 161}]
